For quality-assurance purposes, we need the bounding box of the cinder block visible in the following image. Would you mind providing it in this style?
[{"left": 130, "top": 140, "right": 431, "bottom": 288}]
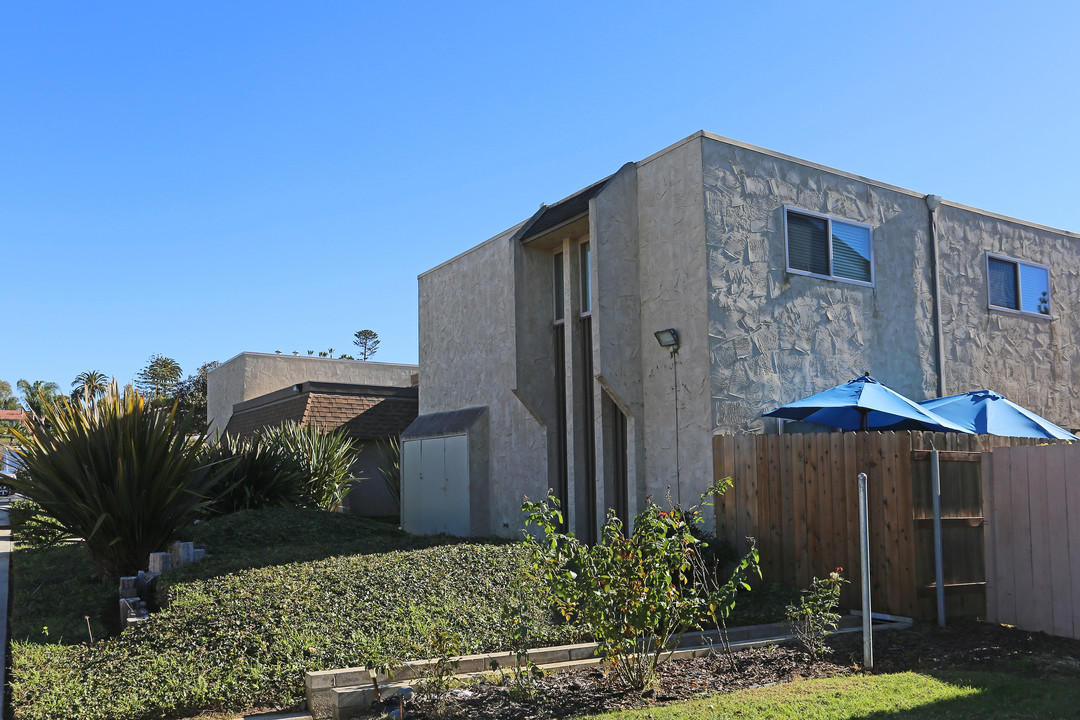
[
  {"left": 332, "top": 686, "right": 376, "bottom": 711},
  {"left": 333, "top": 669, "right": 369, "bottom": 687},
  {"left": 148, "top": 552, "right": 172, "bottom": 574},
  {"left": 305, "top": 670, "right": 336, "bottom": 691},
  {"left": 170, "top": 541, "right": 194, "bottom": 567},
  {"left": 567, "top": 643, "right": 601, "bottom": 661}
]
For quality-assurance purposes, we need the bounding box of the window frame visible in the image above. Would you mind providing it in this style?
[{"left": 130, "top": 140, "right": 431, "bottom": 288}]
[
  {"left": 552, "top": 250, "right": 565, "bottom": 325},
  {"left": 579, "top": 240, "right": 592, "bottom": 318},
  {"left": 784, "top": 205, "right": 875, "bottom": 288},
  {"left": 985, "top": 252, "right": 1053, "bottom": 319}
]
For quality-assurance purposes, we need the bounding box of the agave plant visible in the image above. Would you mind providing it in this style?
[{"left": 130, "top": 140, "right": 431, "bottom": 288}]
[
  {"left": 8, "top": 387, "right": 218, "bottom": 582},
  {"left": 258, "top": 422, "right": 360, "bottom": 512}
]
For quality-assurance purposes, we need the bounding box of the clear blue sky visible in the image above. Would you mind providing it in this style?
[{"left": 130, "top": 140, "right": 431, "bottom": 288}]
[{"left": 3, "top": 1, "right": 1078, "bottom": 395}]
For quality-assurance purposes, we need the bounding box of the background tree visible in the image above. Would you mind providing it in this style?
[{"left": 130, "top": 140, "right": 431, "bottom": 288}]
[
  {"left": 353, "top": 329, "right": 380, "bottom": 360},
  {"left": 0, "top": 380, "right": 19, "bottom": 443},
  {"left": 174, "top": 360, "right": 219, "bottom": 434},
  {"left": 0, "top": 380, "right": 19, "bottom": 411},
  {"left": 135, "top": 354, "right": 182, "bottom": 399},
  {"left": 17, "top": 379, "right": 61, "bottom": 419},
  {"left": 71, "top": 370, "right": 110, "bottom": 405}
]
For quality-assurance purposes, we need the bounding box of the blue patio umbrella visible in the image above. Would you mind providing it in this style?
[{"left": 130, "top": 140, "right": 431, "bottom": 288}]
[
  {"left": 919, "top": 390, "right": 1077, "bottom": 440},
  {"left": 764, "top": 374, "right": 971, "bottom": 433}
]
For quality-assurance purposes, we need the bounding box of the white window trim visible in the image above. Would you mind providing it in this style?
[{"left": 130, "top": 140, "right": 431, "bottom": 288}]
[
  {"left": 784, "top": 205, "right": 875, "bottom": 288},
  {"left": 986, "top": 252, "right": 1053, "bottom": 319}
]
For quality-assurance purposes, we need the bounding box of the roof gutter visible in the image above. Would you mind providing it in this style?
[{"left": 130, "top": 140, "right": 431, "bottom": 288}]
[{"left": 925, "top": 194, "right": 947, "bottom": 397}]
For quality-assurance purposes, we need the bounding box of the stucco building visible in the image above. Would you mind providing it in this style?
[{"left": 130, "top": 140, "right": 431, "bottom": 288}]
[
  {"left": 207, "top": 353, "right": 419, "bottom": 516},
  {"left": 402, "top": 131, "right": 1080, "bottom": 539}
]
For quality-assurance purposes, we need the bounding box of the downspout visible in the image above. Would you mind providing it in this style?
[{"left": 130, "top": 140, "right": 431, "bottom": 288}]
[{"left": 925, "top": 194, "right": 946, "bottom": 397}]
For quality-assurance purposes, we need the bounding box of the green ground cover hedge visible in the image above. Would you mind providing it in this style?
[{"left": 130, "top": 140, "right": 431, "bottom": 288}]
[{"left": 10, "top": 509, "right": 575, "bottom": 720}]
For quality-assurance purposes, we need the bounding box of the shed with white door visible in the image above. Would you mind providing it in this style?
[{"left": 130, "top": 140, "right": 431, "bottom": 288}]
[{"left": 400, "top": 407, "right": 489, "bottom": 536}]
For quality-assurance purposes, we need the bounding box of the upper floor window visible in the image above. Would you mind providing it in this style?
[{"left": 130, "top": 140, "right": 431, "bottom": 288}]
[
  {"left": 987, "top": 253, "right": 1051, "bottom": 317},
  {"left": 785, "top": 207, "right": 873, "bottom": 285},
  {"left": 553, "top": 251, "right": 565, "bottom": 323},
  {"left": 580, "top": 241, "right": 592, "bottom": 314}
]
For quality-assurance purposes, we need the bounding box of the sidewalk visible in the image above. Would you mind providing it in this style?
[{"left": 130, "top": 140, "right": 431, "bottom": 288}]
[{"left": 0, "top": 499, "right": 12, "bottom": 720}]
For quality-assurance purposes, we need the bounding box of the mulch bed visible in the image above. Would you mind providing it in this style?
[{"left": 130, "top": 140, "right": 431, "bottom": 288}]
[{"left": 391, "top": 621, "right": 1080, "bottom": 719}]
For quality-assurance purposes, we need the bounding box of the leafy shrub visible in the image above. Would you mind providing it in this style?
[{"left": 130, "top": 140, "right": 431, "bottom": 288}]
[
  {"left": 523, "top": 479, "right": 759, "bottom": 690},
  {"left": 785, "top": 568, "right": 847, "bottom": 660},
  {"left": 10, "top": 538, "right": 574, "bottom": 720},
  {"left": 7, "top": 387, "right": 218, "bottom": 581},
  {"left": 8, "top": 498, "right": 71, "bottom": 550}
]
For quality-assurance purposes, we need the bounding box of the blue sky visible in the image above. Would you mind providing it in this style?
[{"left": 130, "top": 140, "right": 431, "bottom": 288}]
[{"left": 3, "top": 1, "right": 1078, "bottom": 396}]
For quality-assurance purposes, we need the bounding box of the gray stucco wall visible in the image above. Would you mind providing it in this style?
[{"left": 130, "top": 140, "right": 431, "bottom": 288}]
[
  {"left": 591, "top": 163, "right": 644, "bottom": 527},
  {"left": 346, "top": 442, "right": 398, "bottom": 517},
  {"left": 935, "top": 204, "right": 1080, "bottom": 430},
  {"left": 635, "top": 137, "right": 711, "bottom": 510},
  {"left": 207, "top": 353, "right": 418, "bottom": 437},
  {"left": 701, "top": 136, "right": 938, "bottom": 434},
  {"left": 418, "top": 228, "right": 548, "bottom": 536}
]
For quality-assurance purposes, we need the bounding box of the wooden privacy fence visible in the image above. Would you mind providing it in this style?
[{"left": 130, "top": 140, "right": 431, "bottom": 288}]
[
  {"left": 984, "top": 444, "right": 1080, "bottom": 639},
  {"left": 713, "top": 431, "right": 1056, "bottom": 620}
]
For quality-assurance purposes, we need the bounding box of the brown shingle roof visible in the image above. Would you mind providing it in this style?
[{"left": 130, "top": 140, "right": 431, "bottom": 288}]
[{"left": 224, "top": 382, "right": 418, "bottom": 441}]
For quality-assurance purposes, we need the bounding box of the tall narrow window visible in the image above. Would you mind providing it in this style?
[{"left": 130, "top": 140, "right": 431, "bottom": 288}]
[
  {"left": 987, "top": 253, "right": 1051, "bottom": 316},
  {"left": 785, "top": 207, "right": 873, "bottom": 285},
  {"left": 580, "top": 241, "right": 592, "bottom": 314},
  {"left": 553, "top": 251, "right": 565, "bottom": 322}
]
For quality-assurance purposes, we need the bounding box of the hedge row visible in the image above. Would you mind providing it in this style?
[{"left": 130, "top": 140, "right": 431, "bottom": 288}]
[{"left": 11, "top": 542, "right": 574, "bottom": 720}]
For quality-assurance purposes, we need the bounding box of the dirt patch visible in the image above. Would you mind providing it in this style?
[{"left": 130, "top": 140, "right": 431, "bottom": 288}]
[{"left": 387, "top": 621, "right": 1080, "bottom": 719}]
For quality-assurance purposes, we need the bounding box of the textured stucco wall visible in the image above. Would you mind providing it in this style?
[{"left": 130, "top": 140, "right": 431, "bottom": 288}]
[
  {"left": 417, "top": 229, "right": 548, "bottom": 536},
  {"left": 591, "top": 163, "right": 644, "bottom": 527},
  {"left": 207, "top": 353, "right": 418, "bottom": 437},
  {"left": 635, "top": 136, "right": 712, "bottom": 510},
  {"left": 701, "top": 137, "right": 938, "bottom": 434},
  {"left": 935, "top": 204, "right": 1080, "bottom": 430}
]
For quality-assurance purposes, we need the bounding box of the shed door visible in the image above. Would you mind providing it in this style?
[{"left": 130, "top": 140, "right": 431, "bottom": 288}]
[{"left": 401, "top": 435, "right": 470, "bottom": 536}]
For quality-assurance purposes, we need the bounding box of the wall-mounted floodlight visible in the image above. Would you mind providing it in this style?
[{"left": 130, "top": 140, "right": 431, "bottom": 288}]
[
  {"left": 655, "top": 327, "right": 682, "bottom": 505},
  {"left": 654, "top": 328, "right": 680, "bottom": 349}
]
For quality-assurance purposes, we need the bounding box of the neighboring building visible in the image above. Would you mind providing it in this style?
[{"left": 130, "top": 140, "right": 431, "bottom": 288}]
[
  {"left": 225, "top": 381, "right": 418, "bottom": 516},
  {"left": 207, "top": 352, "right": 418, "bottom": 437},
  {"left": 404, "top": 130, "right": 1080, "bottom": 540},
  {"left": 1, "top": 409, "right": 27, "bottom": 478}
]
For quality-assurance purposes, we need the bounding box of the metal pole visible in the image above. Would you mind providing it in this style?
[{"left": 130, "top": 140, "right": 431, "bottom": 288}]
[
  {"left": 931, "top": 449, "right": 946, "bottom": 627},
  {"left": 858, "top": 472, "right": 873, "bottom": 670}
]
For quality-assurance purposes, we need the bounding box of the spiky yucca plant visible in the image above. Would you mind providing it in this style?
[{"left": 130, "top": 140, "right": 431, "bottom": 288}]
[
  {"left": 258, "top": 422, "right": 360, "bottom": 512},
  {"left": 203, "top": 432, "right": 307, "bottom": 514},
  {"left": 8, "top": 386, "right": 217, "bottom": 582}
]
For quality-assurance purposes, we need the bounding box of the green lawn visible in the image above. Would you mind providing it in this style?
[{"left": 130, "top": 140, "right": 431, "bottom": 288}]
[{"left": 580, "top": 671, "right": 1080, "bottom": 719}]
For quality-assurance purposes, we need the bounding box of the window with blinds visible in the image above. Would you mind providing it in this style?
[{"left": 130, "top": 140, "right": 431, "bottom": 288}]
[
  {"left": 987, "top": 253, "right": 1051, "bottom": 317},
  {"left": 785, "top": 207, "right": 873, "bottom": 285}
]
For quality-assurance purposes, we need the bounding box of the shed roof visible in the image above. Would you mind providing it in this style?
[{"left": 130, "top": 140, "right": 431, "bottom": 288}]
[{"left": 401, "top": 406, "right": 486, "bottom": 440}]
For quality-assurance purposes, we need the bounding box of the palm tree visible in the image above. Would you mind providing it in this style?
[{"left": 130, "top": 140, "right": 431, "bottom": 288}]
[
  {"left": 17, "top": 379, "right": 61, "bottom": 419},
  {"left": 71, "top": 370, "right": 110, "bottom": 405}
]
